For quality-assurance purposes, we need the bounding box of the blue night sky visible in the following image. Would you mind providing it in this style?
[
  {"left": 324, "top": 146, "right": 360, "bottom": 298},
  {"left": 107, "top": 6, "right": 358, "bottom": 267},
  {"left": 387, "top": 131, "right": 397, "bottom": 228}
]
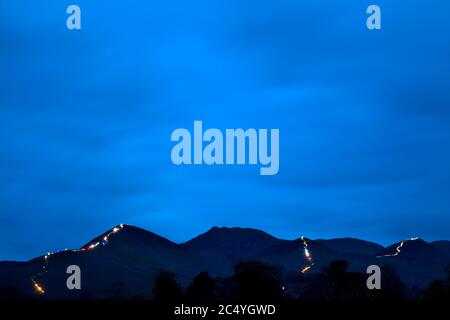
[{"left": 1, "top": 1, "right": 450, "bottom": 260}]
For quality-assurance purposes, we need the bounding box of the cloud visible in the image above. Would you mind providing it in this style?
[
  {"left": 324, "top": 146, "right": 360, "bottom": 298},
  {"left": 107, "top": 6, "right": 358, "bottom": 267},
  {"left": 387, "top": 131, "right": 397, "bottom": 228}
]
[{"left": 1, "top": 0, "right": 450, "bottom": 260}]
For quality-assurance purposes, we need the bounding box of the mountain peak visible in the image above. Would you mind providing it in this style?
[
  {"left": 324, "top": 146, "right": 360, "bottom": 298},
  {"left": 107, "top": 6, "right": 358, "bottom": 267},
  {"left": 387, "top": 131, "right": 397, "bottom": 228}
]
[
  {"left": 81, "top": 224, "right": 177, "bottom": 250},
  {"left": 315, "top": 237, "right": 385, "bottom": 256},
  {"left": 206, "top": 226, "right": 275, "bottom": 235},
  {"left": 181, "top": 226, "right": 284, "bottom": 257},
  {"left": 378, "top": 237, "right": 437, "bottom": 258}
]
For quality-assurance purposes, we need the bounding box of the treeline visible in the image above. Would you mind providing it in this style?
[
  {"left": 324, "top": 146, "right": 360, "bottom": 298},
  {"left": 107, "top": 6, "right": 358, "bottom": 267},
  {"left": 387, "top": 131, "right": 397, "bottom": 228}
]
[
  {"left": 151, "top": 260, "right": 450, "bottom": 302},
  {"left": 1, "top": 260, "right": 450, "bottom": 300}
]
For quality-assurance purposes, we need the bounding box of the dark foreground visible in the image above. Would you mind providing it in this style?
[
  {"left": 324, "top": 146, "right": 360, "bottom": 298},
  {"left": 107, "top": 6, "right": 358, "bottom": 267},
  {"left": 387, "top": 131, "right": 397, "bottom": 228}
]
[{"left": 1, "top": 300, "right": 446, "bottom": 319}]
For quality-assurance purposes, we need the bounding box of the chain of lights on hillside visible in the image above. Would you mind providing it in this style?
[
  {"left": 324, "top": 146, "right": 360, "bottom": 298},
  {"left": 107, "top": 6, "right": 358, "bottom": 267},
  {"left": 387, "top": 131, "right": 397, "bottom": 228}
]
[
  {"left": 297, "top": 236, "right": 421, "bottom": 275},
  {"left": 297, "top": 236, "right": 420, "bottom": 274},
  {"left": 376, "top": 237, "right": 419, "bottom": 258},
  {"left": 30, "top": 224, "right": 126, "bottom": 295},
  {"left": 31, "top": 227, "right": 417, "bottom": 294},
  {"left": 300, "top": 236, "right": 314, "bottom": 273}
]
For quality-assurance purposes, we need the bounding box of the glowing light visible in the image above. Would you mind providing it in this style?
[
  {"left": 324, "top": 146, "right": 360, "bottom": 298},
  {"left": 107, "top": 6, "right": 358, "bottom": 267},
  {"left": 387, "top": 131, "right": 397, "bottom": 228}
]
[
  {"left": 32, "top": 279, "right": 45, "bottom": 294},
  {"left": 300, "top": 236, "right": 315, "bottom": 274},
  {"left": 301, "top": 266, "right": 312, "bottom": 273},
  {"left": 88, "top": 242, "right": 100, "bottom": 250},
  {"left": 377, "top": 237, "right": 420, "bottom": 258},
  {"left": 29, "top": 224, "right": 127, "bottom": 295}
]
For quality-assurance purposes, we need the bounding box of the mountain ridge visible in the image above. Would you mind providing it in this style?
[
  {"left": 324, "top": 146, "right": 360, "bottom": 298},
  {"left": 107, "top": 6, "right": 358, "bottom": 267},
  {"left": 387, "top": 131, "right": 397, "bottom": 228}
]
[{"left": 1, "top": 224, "right": 449, "bottom": 299}]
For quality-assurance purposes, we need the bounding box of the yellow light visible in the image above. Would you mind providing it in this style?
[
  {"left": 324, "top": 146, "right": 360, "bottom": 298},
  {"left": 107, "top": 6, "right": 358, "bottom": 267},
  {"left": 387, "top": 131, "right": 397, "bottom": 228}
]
[
  {"left": 300, "top": 236, "right": 314, "bottom": 273},
  {"left": 31, "top": 224, "right": 128, "bottom": 295},
  {"left": 33, "top": 282, "right": 45, "bottom": 294},
  {"left": 301, "top": 266, "right": 311, "bottom": 273}
]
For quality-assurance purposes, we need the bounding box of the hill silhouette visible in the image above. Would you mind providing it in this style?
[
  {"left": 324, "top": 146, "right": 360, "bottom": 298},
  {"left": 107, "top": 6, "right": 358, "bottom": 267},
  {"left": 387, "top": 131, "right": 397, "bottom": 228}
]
[
  {"left": 315, "top": 238, "right": 384, "bottom": 256},
  {"left": 0, "top": 224, "right": 449, "bottom": 299}
]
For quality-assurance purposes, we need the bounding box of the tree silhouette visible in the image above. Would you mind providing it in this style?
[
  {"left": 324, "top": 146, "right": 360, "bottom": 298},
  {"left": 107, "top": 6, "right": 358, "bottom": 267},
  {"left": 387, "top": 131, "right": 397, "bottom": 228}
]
[
  {"left": 424, "top": 280, "right": 447, "bottom": 301},
  {"left": 152, "top": 270, "right": 183, "bottom": 302},
  {"left": 373, "top": 264, "right": 405, "bottom": 301},
  {"left": 361, "top": 264, "right": 406, "bottom": 301},
  {"left": 422, "top": 264, "right": 450, "bottom": 301},
  {"left": 303, "top": 260, "right": 366, "bottom": 300},
  {"left": 284, "top": 270, "right": 306, "bottom": 299},
  {"left": 225, "top": 260, "right": 283, "bottom": 301},
  {"left": 0, "top": 283, "right": 21, "bottom": 300},
  {"left": 186, "top": 272, "right": 216, "bottom": 302}
]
